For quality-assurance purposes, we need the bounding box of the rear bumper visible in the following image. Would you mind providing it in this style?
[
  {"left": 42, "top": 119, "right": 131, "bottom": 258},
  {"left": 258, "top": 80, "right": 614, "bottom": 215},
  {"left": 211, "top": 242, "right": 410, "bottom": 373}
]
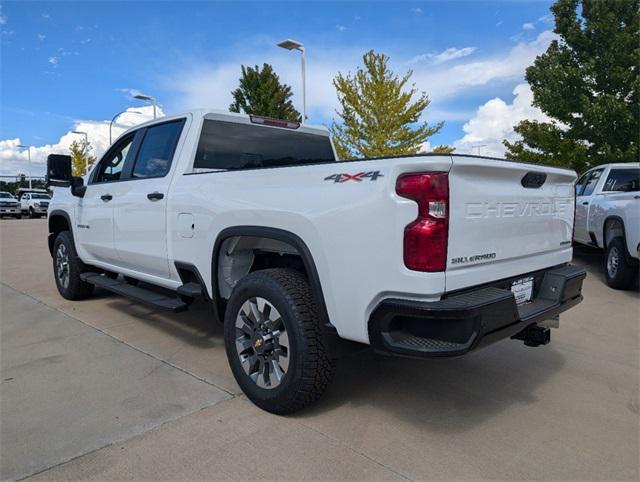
[{"left": 368, "top": 264, "right": 586, "bottom": 358}]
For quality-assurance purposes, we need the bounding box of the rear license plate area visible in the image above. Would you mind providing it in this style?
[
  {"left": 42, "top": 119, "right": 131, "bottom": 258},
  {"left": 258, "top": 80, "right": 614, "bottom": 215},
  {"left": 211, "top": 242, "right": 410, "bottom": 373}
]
[{"left": 511, "top": 277, "right": 534, "bottom": 305}]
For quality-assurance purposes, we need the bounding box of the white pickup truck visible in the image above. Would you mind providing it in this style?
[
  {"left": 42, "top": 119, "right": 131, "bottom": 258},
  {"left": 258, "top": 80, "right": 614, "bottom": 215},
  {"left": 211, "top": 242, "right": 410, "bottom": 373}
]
[
  {"left": 0, "top": 191, "right": 21, "bottom": 218},
  {"left": 573, "top": 163, "right": 639, "bottom": 289},
  {"left": 46, "top": 110, "right": 586, "bottom": 413},
  {"left": 19, "top": 190, "right": 51, "bottom": 218}
]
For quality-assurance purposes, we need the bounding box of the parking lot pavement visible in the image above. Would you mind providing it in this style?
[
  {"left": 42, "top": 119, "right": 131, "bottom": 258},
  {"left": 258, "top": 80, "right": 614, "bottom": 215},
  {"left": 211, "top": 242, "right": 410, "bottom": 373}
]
[{"left": 1, "top": 218, "right": 638, "bottom": 480}]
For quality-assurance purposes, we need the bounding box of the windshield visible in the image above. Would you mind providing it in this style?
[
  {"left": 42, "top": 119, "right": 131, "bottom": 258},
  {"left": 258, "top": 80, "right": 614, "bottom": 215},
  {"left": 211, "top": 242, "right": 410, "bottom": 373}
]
[
  {"left": 194, "top": 120, "right": 336, "bottom": 171},
  {"left": 32, "top": 194, "right": 50, "bottom": 199},
  {"left": 0, "top": 193, "right": 13, "bottom": 199}
]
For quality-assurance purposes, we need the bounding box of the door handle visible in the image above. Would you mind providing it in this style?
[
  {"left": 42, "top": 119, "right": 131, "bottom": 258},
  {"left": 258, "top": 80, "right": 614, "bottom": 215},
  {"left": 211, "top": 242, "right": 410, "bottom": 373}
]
[
  {"left": 147, "top": 192, "right": 164, "bottom": 201},
  {"left": 100, "top": 194, "right": 113, "bottom": 202},
  {"left": 581, "top": 201, "right": 589, "bottom": 205}
]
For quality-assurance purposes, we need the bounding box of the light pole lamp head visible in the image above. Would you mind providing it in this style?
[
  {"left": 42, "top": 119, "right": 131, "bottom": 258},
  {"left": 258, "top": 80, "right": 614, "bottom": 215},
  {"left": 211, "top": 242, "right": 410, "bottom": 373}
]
[
  {"left": 134, "top": 93, "right": 155, "bottom": 102},
  {"left": 277, "top": 39, "right": 304, "bottom": 52}
]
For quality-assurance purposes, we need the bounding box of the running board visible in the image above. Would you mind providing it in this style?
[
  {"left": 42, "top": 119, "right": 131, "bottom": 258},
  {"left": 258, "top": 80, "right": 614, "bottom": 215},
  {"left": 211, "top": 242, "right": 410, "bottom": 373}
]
[{"left": 80, "top": 273, "right": 189, "bottom": 313}]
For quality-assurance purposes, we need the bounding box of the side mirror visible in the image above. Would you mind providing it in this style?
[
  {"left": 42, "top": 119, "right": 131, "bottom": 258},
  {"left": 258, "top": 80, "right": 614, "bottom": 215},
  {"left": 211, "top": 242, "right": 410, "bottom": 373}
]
[
  {"left": 46, "top": 154, "right": 72, "bottom": 187},
  {"left": 71, "top": 176, "right": 86, "bottom": 198}
]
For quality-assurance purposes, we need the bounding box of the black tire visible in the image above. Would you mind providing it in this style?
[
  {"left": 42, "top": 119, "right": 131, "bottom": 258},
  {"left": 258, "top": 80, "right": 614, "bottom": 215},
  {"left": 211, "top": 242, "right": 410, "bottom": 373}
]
[
  {"left": 224, "top": 268, "right": 336, "bottom": 414},
  {"left": 52, "top": 231, "right": 95, "bottom": 300},
  {"left": 605, "top": 237, "right": 638, "bottom": 290},
  {"left": 29, "top": 207, "right": 36, "bottom": 219}
]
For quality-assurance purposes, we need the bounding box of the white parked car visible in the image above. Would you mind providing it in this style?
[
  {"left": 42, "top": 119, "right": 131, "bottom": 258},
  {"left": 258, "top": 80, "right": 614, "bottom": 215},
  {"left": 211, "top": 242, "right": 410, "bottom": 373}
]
[
  {"left": 574, "top": 163, "right": 639, "bottom": 289},
  {"left": 45, "top": 110, "right": 586, "bottom": 413},
  {"left": 0, "top": 191, "right": 21, "bottom": 218},
  {"left": 19, "top": 191, "right": 51, "bottom": 218}
]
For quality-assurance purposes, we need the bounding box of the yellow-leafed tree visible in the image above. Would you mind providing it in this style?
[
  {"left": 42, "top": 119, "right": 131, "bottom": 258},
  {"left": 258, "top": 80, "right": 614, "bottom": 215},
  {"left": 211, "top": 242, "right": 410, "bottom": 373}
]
[
  {"left": 331, "top": 50, "right": 444, "bottom": 160},
  {"left": 69, "top": 139, "right": 96, "bottom": 177}
]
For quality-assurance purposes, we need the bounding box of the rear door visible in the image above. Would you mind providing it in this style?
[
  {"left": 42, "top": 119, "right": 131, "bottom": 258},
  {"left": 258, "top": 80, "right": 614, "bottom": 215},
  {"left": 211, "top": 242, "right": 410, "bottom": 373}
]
[
  {"left": 111, "top": 117, "right": 187, "bottom": 279},
  {"left": 446, "top": 157, "right": 576, "bottom": 290}
]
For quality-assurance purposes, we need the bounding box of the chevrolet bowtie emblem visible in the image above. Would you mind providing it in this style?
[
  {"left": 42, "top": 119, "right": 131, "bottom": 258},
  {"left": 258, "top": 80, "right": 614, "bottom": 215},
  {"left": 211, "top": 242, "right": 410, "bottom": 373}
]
[{"left": 254, "top": 339, "right": 263, "bottom": 348}]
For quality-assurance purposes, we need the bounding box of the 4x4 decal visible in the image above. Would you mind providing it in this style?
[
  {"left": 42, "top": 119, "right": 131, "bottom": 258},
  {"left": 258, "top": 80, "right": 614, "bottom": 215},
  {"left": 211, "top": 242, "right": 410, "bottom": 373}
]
[{"left": 324, "top": 171, "right": 384, "bottom": 183}]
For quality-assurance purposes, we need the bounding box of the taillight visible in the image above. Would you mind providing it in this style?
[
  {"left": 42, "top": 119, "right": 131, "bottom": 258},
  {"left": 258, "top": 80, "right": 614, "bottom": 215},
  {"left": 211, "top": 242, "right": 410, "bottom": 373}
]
[{"left": 396, "top": 172, "right": 449, "bottom": 272}]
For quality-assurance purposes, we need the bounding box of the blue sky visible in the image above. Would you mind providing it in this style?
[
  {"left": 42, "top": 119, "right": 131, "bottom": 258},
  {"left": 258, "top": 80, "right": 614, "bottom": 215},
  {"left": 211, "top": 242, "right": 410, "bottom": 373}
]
[{"left": 1, "top": 0, "right": 556, "bottom": 175}]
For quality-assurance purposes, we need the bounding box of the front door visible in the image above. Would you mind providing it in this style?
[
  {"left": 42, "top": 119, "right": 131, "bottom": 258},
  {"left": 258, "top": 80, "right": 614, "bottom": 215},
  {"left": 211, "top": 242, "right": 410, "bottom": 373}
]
[
  {"left": 112, "top": 118, "right": 186, "bottom": 279},
  {"left": 76, "top": 133, "right": 136, "bottom": 265}
]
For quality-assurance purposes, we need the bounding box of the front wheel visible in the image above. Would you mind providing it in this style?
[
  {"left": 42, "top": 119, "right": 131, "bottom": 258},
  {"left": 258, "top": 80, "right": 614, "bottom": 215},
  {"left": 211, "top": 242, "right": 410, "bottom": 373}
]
[
  {"left": 224, "top": 268, "right": 336, "bottom": 414},
  {"left": 52, "top": 231, "right": 95, "bottom": 300},
  {"left": 605, "top": 237, "right": 638, "bottom": 290}
]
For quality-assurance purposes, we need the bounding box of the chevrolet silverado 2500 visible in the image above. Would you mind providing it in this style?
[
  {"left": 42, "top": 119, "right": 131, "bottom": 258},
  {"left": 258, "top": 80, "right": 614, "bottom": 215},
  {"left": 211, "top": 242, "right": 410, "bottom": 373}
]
[
  {"left": 573, "top": 163, "right": 639, "bottom": 289},
  {"left": 46, "top": 110, "right": 586, "bottom": 414}
]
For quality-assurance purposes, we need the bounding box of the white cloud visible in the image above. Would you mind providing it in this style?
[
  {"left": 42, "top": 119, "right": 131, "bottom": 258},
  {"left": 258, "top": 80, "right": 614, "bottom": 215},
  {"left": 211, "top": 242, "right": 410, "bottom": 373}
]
[
  {"left": 522, "top": 22, "right": 535, "bottom": 30},
  {"left": 37, "top": 33, "right": 46, "bottom": 41},
  {"left": 0, "top": 106, "right": 160, "bottom": 176},
  {"left": 336, "top": 24, "right": 347, "bottom": 32},
  {"left": 418, "top": 141, "right": 432, "bottom": 153},
  {"left": 41, "top": 13, "right": 50, "bottom": 19},
  {"left": 409, "top": 46, "right": 477, "bottom": 65},
  {"left": 48, "top": 56, "right": 58, "bottom": 65},
  {"left": 538, "top": 14, "right": 554, "bottom": 25},
  {"left": 411, "top": 7, "right": 423, "bottom": 15},
  {"left": 453, "top": 83, "right": 550, "bottom": 157},
  {"left": 412, "top": 30, "right": 555, "bottom": 101}
]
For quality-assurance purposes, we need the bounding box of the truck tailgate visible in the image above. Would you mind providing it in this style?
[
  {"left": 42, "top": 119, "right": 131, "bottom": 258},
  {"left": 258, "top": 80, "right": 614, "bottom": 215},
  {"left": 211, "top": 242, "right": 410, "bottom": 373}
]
[{"left": 446, "top": 157, "right": 576, "bottom": 291}]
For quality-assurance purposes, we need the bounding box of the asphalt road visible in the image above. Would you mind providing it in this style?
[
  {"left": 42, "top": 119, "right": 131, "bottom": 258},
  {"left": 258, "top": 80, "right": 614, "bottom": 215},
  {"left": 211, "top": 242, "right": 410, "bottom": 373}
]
[{"left": 1, "top": 218, "right": 638, "bottom": 481}]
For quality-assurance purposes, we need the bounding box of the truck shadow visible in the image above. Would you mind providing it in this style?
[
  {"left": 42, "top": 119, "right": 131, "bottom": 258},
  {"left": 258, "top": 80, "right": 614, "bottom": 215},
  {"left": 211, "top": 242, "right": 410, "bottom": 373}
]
[
  {"left": 94, "top": 287, "right": 223, "bottom": 349},
  {"left": 302, "top": 343, "right": 566, "bottom": 432},
  {"left": 95, "top": 286, "right": 567, "bottom": 433}
]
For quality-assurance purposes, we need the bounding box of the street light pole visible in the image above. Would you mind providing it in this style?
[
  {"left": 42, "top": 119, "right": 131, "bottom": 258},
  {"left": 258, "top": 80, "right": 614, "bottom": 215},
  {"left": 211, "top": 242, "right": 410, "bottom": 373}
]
[
  {"left": 277, "top": 39, "right": 307, "bottom": 122},
  {"left": 72, "top": 131, "right": 89, "bottom": 175},
  {"left": 17, "top": 145, "right": 32, "bottom": 189},
  {"left": 110, "top": 110, "right": 143, "bottom": 145},
  {"left": 134, "top": 93, "right": 157, "bottom": 119}
]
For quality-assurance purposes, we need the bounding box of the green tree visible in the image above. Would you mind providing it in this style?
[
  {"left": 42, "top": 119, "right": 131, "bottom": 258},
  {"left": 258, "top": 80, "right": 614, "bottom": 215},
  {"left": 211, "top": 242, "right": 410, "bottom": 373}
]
[
  {"left": 330, "top": 50, "right": 443, "bottom": 160},
  {"left": 504, "top": 0, "right": 639, "bottom": 172},
  {"left": 229, "top": 63, "right": 301, "bottom": 121},
  {"left": 69, "top": 139, "right": 96, "bottom": 177}
]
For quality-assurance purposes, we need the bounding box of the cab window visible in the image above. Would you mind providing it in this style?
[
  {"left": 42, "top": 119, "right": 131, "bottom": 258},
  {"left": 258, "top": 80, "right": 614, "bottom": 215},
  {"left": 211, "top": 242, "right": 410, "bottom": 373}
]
[
  {"left": 131, "top": 120, "right": 185, "bottom": 179},
  {"left": 93, "top": 134, "right": 135, "bottom": 183},
  {"left": 602, "top": 168, "right": 639, "bottom": 192},
  {"left": 580, "top": 169, "right": 603, "bottom": 196}
]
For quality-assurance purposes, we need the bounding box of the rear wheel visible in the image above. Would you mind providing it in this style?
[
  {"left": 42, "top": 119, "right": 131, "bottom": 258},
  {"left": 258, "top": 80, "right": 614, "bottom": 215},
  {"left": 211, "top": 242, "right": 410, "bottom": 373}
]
[
  {"left": 53, "top": 231, "right": 95, "bottom": 300},
  {"left": 605, "top": 237, "right": 638, "bottom": 290},
  {"left": 224, "top": 268, "right": 336, "bottom": 414}
]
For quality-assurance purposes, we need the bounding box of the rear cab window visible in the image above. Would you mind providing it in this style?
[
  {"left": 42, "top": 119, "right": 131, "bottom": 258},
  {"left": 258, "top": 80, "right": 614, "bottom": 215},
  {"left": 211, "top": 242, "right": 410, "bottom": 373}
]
[
  {"left": 193, "top": 120, "right": 336, "bottom": 171},
  {"left": 602, "top": 168, "right": 639, "bottom": 192}
]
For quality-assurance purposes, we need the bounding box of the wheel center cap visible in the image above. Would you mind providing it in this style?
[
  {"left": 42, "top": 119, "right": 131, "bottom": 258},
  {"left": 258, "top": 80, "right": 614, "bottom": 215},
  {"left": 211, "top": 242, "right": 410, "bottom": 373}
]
[{"left": 254, "top": 337, "right": 264, "bottom": 350}]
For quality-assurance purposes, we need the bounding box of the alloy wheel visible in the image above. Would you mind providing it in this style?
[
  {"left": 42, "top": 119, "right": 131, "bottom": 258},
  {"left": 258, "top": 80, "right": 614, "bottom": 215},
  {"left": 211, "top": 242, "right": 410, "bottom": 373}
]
[
  {"left": 56, "top": 244, "right": 70, "bottom": 289},
  {"left": 607, "top": 246, "right": 619, "bottom": 279},
  {"left": 234, "top": 297, "right": 290, "bottom": 389}
]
